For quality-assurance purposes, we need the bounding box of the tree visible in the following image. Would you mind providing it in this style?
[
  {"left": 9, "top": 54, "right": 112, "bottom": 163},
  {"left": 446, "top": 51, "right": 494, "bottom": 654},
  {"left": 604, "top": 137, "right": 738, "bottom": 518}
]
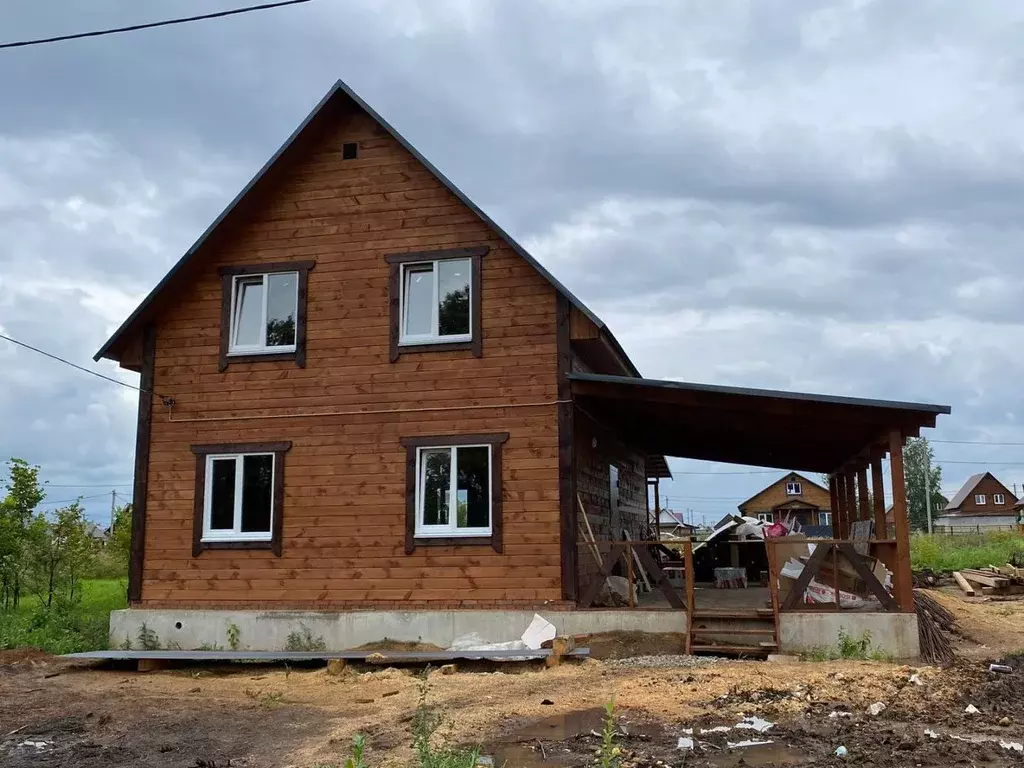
[
  {"left": 109, "top": 502, "right": 133, "bottom": 574},
  {"left": 26, "top": 502, "right": 96, "bottom": 609},
  {"left": 903, "top": 438, "right": 944, "bottom": 532},
  {"left": 0, "top": 458, "right": 45, "bottom": 609}
]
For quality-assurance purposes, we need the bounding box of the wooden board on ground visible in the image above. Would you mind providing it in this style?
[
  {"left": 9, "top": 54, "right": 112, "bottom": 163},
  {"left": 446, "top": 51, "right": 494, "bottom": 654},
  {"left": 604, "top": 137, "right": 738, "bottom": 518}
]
[{"left": 953, "top": 571, "right": 976, "bottom": 596}]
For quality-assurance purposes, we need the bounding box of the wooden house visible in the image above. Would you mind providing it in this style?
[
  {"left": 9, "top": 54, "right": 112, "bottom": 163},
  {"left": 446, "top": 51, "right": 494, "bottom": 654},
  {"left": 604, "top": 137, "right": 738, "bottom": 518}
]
[
  {"left": 737, "top": 472, "right": 832, "bottom": 528},
  {"left": 936, "top": 472, "right": 1019, "bottom": 530},
  {"left": 95, "top": 80, "right": 950, "bottom": 657}
]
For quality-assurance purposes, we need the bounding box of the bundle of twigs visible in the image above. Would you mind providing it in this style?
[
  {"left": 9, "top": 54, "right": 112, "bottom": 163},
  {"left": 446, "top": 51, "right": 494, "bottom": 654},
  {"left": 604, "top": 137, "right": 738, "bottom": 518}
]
[{"left": 915, "top": 589, "right": 955, "bottom": 666}]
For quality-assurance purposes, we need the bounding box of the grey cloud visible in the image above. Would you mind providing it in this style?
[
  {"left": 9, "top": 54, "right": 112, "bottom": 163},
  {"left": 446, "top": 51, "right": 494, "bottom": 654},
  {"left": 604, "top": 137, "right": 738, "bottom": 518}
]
[{"left": 2, "top": 0, "right": 1023, "bottom": 522}]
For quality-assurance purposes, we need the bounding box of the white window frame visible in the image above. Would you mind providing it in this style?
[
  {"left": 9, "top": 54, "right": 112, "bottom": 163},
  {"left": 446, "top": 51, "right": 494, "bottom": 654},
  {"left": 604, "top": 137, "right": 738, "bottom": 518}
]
[
  {"left": 975, "top": 493, "right": 987, "bottom": 505},
  {"left": 202, "top": 452, "right": 275, "bottom": 542},
  {"left": 414, "top": 444, "right": 492, "bottom": 537},
  {"left": 398, "top": 259, "right": 472, "bottom": 346},
  {"left": 228, "top": 272, "right": 299, "bottom": 356},
  {"left": 819, "top": 512, "right": 832, "bottom": 526},
  {"left": 994, "top": 493, "right": 1005, "bottom": 505},
  {"left": 786, "top": 481, "right": 802, "bottom": 496},
  {"left": 757, "top": 512, "right": 775, "bottom": 524}
]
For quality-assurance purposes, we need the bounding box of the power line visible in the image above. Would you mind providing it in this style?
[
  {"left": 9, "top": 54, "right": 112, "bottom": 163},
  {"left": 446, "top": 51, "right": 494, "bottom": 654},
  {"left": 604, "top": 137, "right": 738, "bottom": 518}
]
[
  {"left": 38, "top": 492, "right": 113, "bottom": 507},
  {"left": 0, "top": 333, "right": 158, "bottom": 396},
  {"left": 0, "top": 0, "right": 315, "bottom": 50},
  {"left": 932, "top": 439, "right": 1024, "bottom": 446},
  {"left": 44, "top": 483, "right": 134, "bottom": 488}
]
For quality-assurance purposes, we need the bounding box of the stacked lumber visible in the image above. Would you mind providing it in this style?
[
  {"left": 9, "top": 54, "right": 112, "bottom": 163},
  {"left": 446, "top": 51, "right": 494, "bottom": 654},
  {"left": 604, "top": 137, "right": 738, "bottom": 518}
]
[
  {"left": 915, "top": 590, "right": 956, "bottom": 666},
  {"left": 957, "top": 566, "right": 1024, "bottom": 595}
]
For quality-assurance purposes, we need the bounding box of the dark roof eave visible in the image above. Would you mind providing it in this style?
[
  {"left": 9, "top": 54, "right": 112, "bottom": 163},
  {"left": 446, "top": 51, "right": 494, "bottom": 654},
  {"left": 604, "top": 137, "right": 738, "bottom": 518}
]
[
  {"left": 567, "top": 372, "right": 952, "bottom": 415},
  {"left": 94, "top": 79, "right": 638, "bottom": 376}
]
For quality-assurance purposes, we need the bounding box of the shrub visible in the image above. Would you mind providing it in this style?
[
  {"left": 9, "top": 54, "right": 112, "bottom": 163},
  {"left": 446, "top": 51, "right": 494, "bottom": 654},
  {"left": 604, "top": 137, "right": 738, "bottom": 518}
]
[{"left": 285, "top": 625, "right": 327, "bottom": 651}]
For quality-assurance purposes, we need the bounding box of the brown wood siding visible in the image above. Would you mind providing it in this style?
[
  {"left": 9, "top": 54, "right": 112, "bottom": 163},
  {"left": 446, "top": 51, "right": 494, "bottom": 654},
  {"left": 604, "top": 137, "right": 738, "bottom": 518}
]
[
  {"left": 949, "top": 475, "right": 1019, "bottom": 516},
  {"left": 738, "top": 473, "right": 832, "bottom": 524},
  {"left": 138, "top": 101, "right": 566, "bottom": 609},
  {"left": 574, "top": 411, "right": 649, "bottom": 588}
]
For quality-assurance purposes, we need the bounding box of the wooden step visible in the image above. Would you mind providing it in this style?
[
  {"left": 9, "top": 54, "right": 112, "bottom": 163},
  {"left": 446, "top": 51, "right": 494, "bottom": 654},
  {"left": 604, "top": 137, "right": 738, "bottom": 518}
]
[
  {"left": 759, "top": 641, "right": 778, "bottom": 648},
  {"left": 690, "top": 644, "right": 771, "bottom": 656},
  {"left": 689, "top": 627, "right": 775, "bottom": 635},
  {"left": 690, "top": 610, "right": 774, "bottom": 620}
]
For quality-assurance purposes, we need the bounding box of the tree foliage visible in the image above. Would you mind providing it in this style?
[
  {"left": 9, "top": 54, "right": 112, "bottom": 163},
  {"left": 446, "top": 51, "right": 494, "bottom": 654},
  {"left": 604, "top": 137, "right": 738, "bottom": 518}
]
[
  {"left": 903, "top": 438, "right": 944, "bottom": 531},
  {"left": 0, "top": 458, "right": 45, "bottom": 608}
]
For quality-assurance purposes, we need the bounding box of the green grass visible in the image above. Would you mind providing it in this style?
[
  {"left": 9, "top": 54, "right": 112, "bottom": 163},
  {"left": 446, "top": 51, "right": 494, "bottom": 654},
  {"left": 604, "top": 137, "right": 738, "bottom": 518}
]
[
  {"left": 803, "top": 629, "right": 894, "bottom": 663},
  {"left": 0, "top": 578, "right": 127, "bottom": 655},
  {"left": 910, "top": 531, "right": 1024, "bottom": 572}
]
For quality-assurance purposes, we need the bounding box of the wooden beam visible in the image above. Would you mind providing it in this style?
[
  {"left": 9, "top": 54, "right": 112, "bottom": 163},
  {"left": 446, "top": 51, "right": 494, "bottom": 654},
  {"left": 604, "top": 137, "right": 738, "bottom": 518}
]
[
  {"left": 836, "top": 543, "right": 899, "bottom": 611},
  {"left": 578, "top": 543, "right": 627, "bottom": 608},
  {"left": 556, "top": 294, "right": 578, "bottom": 602},
  {"left": 829, "top": 474, "right": 841, "bottom": 536},
  {"left": 952, "top": 571, "right": 976, "bottom": 596},
  {"left": 634, "top": 545, "right": 685, "bottom": 608},
  {"left": 888, "top": 430, "right": 914, "bottom": 612},
  {"left": 653, "top": 478, "right": 661, "bottom": 541},
  {"left": 835, "top": 473, "right": 848, "bottom": 539},
  {"left": 844, "top": 468, "right": 858, "bottom": 526},
  {"left": 781, "top": 543, "right": 833, "bottom": 611},
  {"left": 857, "top": 465, "right": 871, "bottom": 527},
  {"left": 871, "top": 452, "right": 886, "bottom": 538}
]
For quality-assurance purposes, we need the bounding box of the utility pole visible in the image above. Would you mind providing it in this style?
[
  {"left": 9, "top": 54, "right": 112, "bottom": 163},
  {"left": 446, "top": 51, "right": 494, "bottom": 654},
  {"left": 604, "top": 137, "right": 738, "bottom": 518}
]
[
  {"left": 924, "top": 453, "right": 933, "bottom": 535},
  {"left": 110, "top": 489, "right": 117, "bottom": 533}
]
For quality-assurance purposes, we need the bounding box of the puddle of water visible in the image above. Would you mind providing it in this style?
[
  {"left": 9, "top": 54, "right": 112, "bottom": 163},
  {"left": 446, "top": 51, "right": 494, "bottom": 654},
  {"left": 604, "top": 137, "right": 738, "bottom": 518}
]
[
  {"left": 708, "top": 743, "right": 809, "bottom": 767},
  {"left": 489, "top": 743, "right": 562, "bottom": 768},
  {"left": 505, "top": 708, "right": 606, "bottom": 741}
]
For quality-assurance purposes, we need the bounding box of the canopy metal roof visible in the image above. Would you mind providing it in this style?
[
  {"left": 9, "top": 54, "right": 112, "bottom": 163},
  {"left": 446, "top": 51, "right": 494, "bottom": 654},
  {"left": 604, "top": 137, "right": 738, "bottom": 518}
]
[{"left": 569, "top": 372, "right": 951, "bottom": 474}]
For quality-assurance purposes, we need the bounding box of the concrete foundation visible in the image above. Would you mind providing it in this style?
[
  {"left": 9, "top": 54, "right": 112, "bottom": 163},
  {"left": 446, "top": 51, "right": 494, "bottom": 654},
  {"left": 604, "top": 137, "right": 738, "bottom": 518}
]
[
  {"left": 778, "top": 612, "right": 920, "bottom": 659},
  {"left": 110, "top": 608, "right": 687, "bottom": 651}
]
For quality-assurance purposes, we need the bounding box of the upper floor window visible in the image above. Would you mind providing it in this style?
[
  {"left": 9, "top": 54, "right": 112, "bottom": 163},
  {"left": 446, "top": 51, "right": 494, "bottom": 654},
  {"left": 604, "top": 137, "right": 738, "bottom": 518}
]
[
  {"left": 385, "top": 246, "right": 489, "bottom": 362},
  {"left": 230, "top": 272, "right": 298, "bottom": 354},
  {"left": 217, "top": 261, "right": 315, "bottom": 371},
  {"left": 994, "top": 493, "right": 1005, "bottom": 505},
  {"left": 786, "top": 481, "right": 802, "bottom": 496},
  {"left": 975, "top": 493, "right": 987, "bottom": 505},
  {"left": 401, "top": 258, "right": 471, "bottom": 344}
]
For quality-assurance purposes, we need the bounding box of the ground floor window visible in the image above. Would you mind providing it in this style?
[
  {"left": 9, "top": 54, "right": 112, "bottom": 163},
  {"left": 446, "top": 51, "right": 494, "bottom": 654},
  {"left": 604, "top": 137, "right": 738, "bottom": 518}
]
[
  {"left": 819, "top": 511, "right": 832, "bottom": 526},
  {"left": 190, "top": 441, "right": 291, "bottom": 555},
  {"left": 756, "top": 512, "right": 774, "bottom": 524},
  {"left": 400, "top": 433, "right": 508, "bottom": 553}
]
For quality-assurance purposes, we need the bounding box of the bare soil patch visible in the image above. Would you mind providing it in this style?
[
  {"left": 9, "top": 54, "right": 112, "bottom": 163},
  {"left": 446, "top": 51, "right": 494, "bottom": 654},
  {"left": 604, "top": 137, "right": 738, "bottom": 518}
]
[{"left": 0, "top": 592, "right": 1020, "bottom": 767}]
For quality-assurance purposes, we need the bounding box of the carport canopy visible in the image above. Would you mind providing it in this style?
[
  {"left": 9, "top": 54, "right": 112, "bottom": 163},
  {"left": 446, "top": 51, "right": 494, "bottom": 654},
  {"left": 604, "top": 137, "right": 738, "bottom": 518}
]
[{"left": 569, "top": 372, "right": 952, "bottom": 474}]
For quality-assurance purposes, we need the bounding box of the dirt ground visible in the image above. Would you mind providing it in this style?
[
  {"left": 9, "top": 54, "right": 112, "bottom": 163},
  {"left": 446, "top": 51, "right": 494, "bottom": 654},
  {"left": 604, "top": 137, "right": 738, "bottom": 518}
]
[{"left": 1, "top": 591, "right": 1022, "bottom": 768}]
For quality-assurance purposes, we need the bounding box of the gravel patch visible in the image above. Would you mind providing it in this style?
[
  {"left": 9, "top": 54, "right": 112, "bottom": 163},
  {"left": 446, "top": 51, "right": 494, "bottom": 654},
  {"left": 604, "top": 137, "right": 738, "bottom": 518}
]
[{"left": 605, "top": 654, "right": 730, "bottom": 668}]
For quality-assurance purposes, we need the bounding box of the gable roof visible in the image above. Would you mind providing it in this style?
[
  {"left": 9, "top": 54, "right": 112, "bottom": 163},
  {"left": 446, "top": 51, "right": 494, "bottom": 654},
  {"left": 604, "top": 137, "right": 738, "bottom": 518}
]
[
  {"left": 737, "top": 471, "right": 829, "bottom": 511},
  {"left": 943, "top": 472, "right": 1017, "bottom": 510},
  {"left": 93, "top": 78, "right": 638, "bottom": 378}
]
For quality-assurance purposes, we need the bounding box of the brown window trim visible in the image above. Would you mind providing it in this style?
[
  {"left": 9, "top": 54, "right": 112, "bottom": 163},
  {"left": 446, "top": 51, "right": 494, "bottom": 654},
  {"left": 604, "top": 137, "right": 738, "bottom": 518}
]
[
  {"left": 190, "top": 441, "right": 292, "bottom": 557},
  {"left": 217, "top": 261, "right": 315, "bottom": 372},
  {"left": 385, "top": 246, "right": 489, "bottom": 363},
  {"left": 400, "top": 432, "right": 508, "bottom": 554}
]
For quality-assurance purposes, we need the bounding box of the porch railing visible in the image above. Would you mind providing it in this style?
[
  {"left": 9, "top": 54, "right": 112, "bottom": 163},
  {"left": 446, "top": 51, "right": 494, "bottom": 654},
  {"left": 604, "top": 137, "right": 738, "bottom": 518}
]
[
  {"left": 765, "top": 538, "right": 904, "bottom": 613},
  {"left": 576, "top": 538, "right": 694, "bottom": 615}
]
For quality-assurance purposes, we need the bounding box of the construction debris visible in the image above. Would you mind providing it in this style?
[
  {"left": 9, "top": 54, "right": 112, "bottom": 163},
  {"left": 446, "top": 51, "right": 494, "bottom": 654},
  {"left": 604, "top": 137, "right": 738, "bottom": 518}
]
[
  {"left": 952, "top": 571, "right": 975, "bottom": 596},
  {"left": 959, "top": 567, "right": 1024, "bottom": 595}
]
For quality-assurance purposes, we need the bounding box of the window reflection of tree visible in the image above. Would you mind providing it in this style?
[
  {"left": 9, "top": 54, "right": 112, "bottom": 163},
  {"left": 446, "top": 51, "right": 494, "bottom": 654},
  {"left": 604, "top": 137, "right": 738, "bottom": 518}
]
[
  {"left": 423, "top": 451, "right": 450, "bottom": 525},
  {"left": 438, "top": 287, "right": 469, "bottom": 336},
  {"left": 266, "top": 316, "right": 296, "bottom": 346},
  {"left": 456, "top": 448, "right": 488, "bottom": 528}
]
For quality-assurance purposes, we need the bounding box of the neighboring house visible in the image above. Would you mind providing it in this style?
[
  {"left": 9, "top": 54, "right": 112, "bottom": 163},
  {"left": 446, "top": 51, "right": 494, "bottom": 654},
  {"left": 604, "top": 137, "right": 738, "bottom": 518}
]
[
  {"left": 658, "top": 509, "right": 696, "bottom": 538},
  {"left": 935, "top": 473, "right": 1019, "bottom": 529},
  {"left": 83, "top": 522, "right": 109, "bottom": 546},
  {"left": 737, "top": 472, "right": 832, "bottom": 529}
]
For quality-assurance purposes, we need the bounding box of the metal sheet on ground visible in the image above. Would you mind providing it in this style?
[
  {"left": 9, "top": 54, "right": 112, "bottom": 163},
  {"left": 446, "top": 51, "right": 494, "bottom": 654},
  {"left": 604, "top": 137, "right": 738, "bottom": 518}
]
[{"left": 61, "top": 648, "right": 590, "bottom": 662}]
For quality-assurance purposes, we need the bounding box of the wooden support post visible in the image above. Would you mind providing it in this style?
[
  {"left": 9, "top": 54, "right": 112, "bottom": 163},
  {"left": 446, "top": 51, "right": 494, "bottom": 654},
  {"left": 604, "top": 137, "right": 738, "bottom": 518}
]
[
  {"left": 626, "top": 542, "right": 635, "bottom": 608},
  {"left": 871, "top": 452, "right": 887, "bottom": 538},
  {"left": 844, "top": 468, "right": 858, "bottom": 526},
  {"left": 829, "top": 475, "right": 841, "bottom": 535},
  {"left": 653, "top": 478, "right": 661, "bottom": 542},
  {"left": 888, "top": 430, "right": 914, "bottom": 612},
  {"left": 835, "top": 473, "right": 848, "bottom": 538},
  {"left": 857, "top": 465, "right": 871, "bottom": 528},
  {"left": 683, "top": 538, "right": 695, "bottom": 655}
]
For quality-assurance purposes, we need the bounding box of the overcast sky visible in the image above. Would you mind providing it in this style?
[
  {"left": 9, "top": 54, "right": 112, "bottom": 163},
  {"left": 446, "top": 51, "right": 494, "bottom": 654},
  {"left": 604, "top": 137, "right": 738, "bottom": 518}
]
[{"left": 1, "top": 0, "right": 1023, "bottom": 526}]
